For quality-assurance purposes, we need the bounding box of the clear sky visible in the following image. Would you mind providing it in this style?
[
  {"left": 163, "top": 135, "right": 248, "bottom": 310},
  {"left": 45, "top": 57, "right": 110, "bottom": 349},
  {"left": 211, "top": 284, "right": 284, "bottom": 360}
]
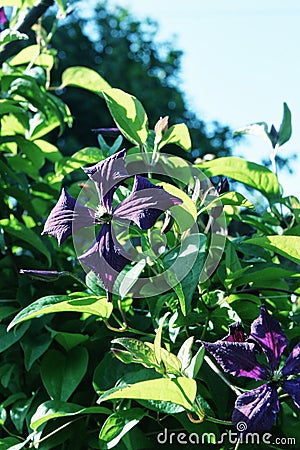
[{"left": 107, "top": 0, "right": 300, "bottom": 200}]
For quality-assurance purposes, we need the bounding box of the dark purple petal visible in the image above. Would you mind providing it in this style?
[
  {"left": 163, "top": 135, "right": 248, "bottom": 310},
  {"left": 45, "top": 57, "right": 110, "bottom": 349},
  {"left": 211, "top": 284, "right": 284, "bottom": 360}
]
[
  {"left": 232, "top": 383, "right": 279, "bottom": 433},
  {"left": 78, "top": 223, "right": 129, "bottom": 298},
  {"left": 82, "top": 149, "right": 129, "bottom": 211},
  {"left": 222, "top": 322, "right": 247, "bottom": 342},
  {"left": 250, "top": 305, "right": 287, "bottom": 372},
  {"left": 203, "top": 341, "right": 269, "bottom": 380},
  {"left": 282, "top": 342, "right": 300, "bottom": 377},
  {"left": 92, "top": 127, "right": 121, "bottom": 137},
  {"left": 283, "top": 378, "right": 300, "bottom": 409},
  {"left": 113, "top": 176, "right": 182, "bottom": 230},
  {"left": 42, "top": 188, "right": 95, "bottom": 246},
  {"left": 0, "top": 8, "right": 7, "bottom": 25},
  {"left": 19, "top": 270, "right": 64, "bottom": 281}
]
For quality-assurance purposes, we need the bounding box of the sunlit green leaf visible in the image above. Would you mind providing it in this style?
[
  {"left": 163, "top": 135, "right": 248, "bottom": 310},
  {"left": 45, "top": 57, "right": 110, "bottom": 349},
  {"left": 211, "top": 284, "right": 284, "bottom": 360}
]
[
  {"left": 243, "top": 235, "right": 300, "bottom": 264},
  {"left": 55, "top": 147, "right": 104, "bottom": 176},
  {"left": 30, "top": 400, "right": 110, "bottom": 431},
  {"left": 61, "top": 66, "right": 111, "bottom": 94},
  {"left": 9, "top": 45, "right": 54, "bottom": 69},
  {"left": 185, "top": 345, "right": 205, "bottom": 378},
  {"left": 197, "top": 157, "right": 281, "bottom": 199},
  {"left": 7, "top": 293, "right": 112, "bottom": 331},
  {"left": 159, "top": 123, "right": 191, "bottom": 151},
  {"left": 153, "top": 312, "right": 169, "bottom": 366},
  {"left": 99, "top": 409, "right": 145, "bottom": 449},
  {"left": 103, "top": 88, "right": 149, "bottom": 145},
  {"left": 177, "top": 336, "right": 194, "bottom": 371},
  {"left": 159, "top": 182, "right": 197, "bottom": 232},
  {"left": 204, "top": 191, "right": 254, "bottom": 210},
  {"left": 98, "top": 377, "right": 196, "bottom": 411}
]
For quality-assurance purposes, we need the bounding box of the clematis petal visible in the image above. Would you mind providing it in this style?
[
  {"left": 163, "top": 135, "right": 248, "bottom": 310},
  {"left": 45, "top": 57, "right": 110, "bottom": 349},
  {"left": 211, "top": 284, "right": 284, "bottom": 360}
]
[
  {"left": 113, "top": 175, "right": 182, "bottom": 230},
  {"left": 42, "top": 188, "right": 95, "bottom": 246},
  {"left": 222, "top": 322, "right": 247, "bottom": 342},
  {"left": 82, "top": 148, "right": 129, "bottom": 211},
  {"left": 0, "top": 8, "right": 7, "bottom": 25},
  {"left": 78, "top": 223, "right": 129, "bottom": 299},
  {"left": 282, "top": 342, "right": 300, "bottom": 377},
  {"left": 232, "top": 383, "right": 279, "bottom": 433},
  {"left": 283, "top": 378, "right": 300, "bottom": 409},
  {"left": 19, "top": 270, "right": 64, "bottom": 281},
  {"left": 250, "top": 305, "right": 287, "bottom": 372},
  {"left": 202, "top": 341, "right": 269, "bottom": 380}
]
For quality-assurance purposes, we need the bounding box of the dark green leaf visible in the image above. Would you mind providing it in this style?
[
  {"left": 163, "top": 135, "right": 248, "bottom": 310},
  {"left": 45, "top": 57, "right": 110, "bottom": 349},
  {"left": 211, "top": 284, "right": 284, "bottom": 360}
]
[
  {"left": 278, "top": 102, "right": 292, "bottom": 146},
  {"left": 40, "top": 347, "right": 89, "bottom": 401}
]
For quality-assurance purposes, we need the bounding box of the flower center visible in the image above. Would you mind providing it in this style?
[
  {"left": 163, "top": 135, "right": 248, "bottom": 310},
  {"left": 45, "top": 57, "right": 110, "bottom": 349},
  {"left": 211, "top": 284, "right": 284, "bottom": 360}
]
[
  {"left": 95, "top": 204, "right": 112, "bottom": 223},
  {"left": 271, "top": 370, "right": 282, "bottom": 382}
]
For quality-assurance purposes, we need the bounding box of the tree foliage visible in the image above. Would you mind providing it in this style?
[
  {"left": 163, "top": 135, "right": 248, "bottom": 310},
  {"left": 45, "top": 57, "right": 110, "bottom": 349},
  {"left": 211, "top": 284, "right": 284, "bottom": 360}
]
[
  {"left": 49, "top": 1, "right": 235, "bottom": 158},
  {"left": 0, "top": 2, "right": 300, "bottom": 450}
]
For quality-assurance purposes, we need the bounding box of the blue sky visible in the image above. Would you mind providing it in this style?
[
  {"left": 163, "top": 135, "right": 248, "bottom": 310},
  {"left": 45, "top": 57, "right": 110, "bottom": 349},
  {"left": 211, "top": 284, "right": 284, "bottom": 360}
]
[{"left": 108, "top": 0, "right": 300, "bottom": 199}]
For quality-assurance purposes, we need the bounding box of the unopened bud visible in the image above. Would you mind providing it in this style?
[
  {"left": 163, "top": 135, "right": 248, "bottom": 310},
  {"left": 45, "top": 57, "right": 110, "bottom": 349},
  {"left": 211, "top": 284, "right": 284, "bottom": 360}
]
[{"left": 154, "top": 116, "right": 169, "bottom": 145}]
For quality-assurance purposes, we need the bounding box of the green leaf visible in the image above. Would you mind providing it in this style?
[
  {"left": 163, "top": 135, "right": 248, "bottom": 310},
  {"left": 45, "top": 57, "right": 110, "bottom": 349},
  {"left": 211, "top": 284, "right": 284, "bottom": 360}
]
[
  {"left": 55, "top": 147, "right": 104, "bottom": 175},
  {"left": 98, "top": 377, "right": 197, "bottom": 411},
  {"left": 162, "top": 234, "right": 207, "bottom": 310},
  {"left": 197, "top": 157, "right": 281, "bottom": 200},
  {"left": 154, "top": 312, "right": 169, "bottom": 366},
  {"left": 243, "top": 235, "right": 300, "bottom": 264},
  {"left": 0, "top": 99, "right": 29, "bottom": 129},
  {"left": 177, "top": 336, "right": 194, "bottom": 371},
  {"left": 0, "top": 437, "right": 20, "bottom": 449},
  {"left": 226, "top": 263, "right": 297, "bottom": 290},
  {"left": 0, "top": 323, "right": 29, "bottom": 352},
  {"left": 40, "top": 347, "right": 89, "bottom": 401},
  {"left": 0, "top": 219, "right": 51, "bottom": 264},
  {"left": 158, "top": 182, "right": 197, "bottom": 232},
  {"left": 30, "top": 400, "right": 110, "bottom": 430},
  {"left": 111, "top": 338, "right": 157, "bottom": 369},
  {"left": 7, "top": 293, "right": 112, "bottom": 331},
  {"left": 172, "top": 278, "right": 187, "bottom": 316},
  {"left": 86, "top": 271, "right": 107, "bottom": 296},
  {"left": 55, "top": 0, "right": 68, "bottom": 14},
  {"left": 204, "top": 191, "right": 254, "bottom": 210},
  {"left": 61, "top": 66, "right": 111, "bottom": 95},
  {"left": 10, "top": 396, "right": 34, "bottom": 433},
  {"left": 0, "top": 29, "right": 28, "bottom": 47},
  {"left": 9, "top": 45, "right": 54, "bottom": 69},
  {"left": 99, "top": 409, "right": 145, "bottom": 449},
  {"left": 51, "top": 330, "right": 89, "bottom": 351},
  {"left": 34, "top": 140, "right": 62, "bottom": 163},
  {"left": 20, "top": 331, "right": 52, "bottom": 371},
  {"left": 103, "top": 89, "right": 149, "bottom": 145},
  {"left": 146, "top": 343, "right": 182, "bottom": 376},
  {"left": 159, "top": 123, "right": 191, "bottom": 151},
  {"left": 115, "top": 259, "right": 146, "bottom": 299},
  {"left": 278, "top": 102, "right": 292, "bottom": 146},
  {"left": 185, "top": 345, "right": 205, "bottom": 378}
]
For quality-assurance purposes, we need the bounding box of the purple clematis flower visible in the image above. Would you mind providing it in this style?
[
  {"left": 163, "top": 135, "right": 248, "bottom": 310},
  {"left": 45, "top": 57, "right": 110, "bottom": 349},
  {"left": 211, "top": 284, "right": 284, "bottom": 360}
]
[
  {"left": 203, "top": 305, "right": 300, "bottom": 433},
  {"left": 42, "top": 149, "right": 181, "bottom": 300}
]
